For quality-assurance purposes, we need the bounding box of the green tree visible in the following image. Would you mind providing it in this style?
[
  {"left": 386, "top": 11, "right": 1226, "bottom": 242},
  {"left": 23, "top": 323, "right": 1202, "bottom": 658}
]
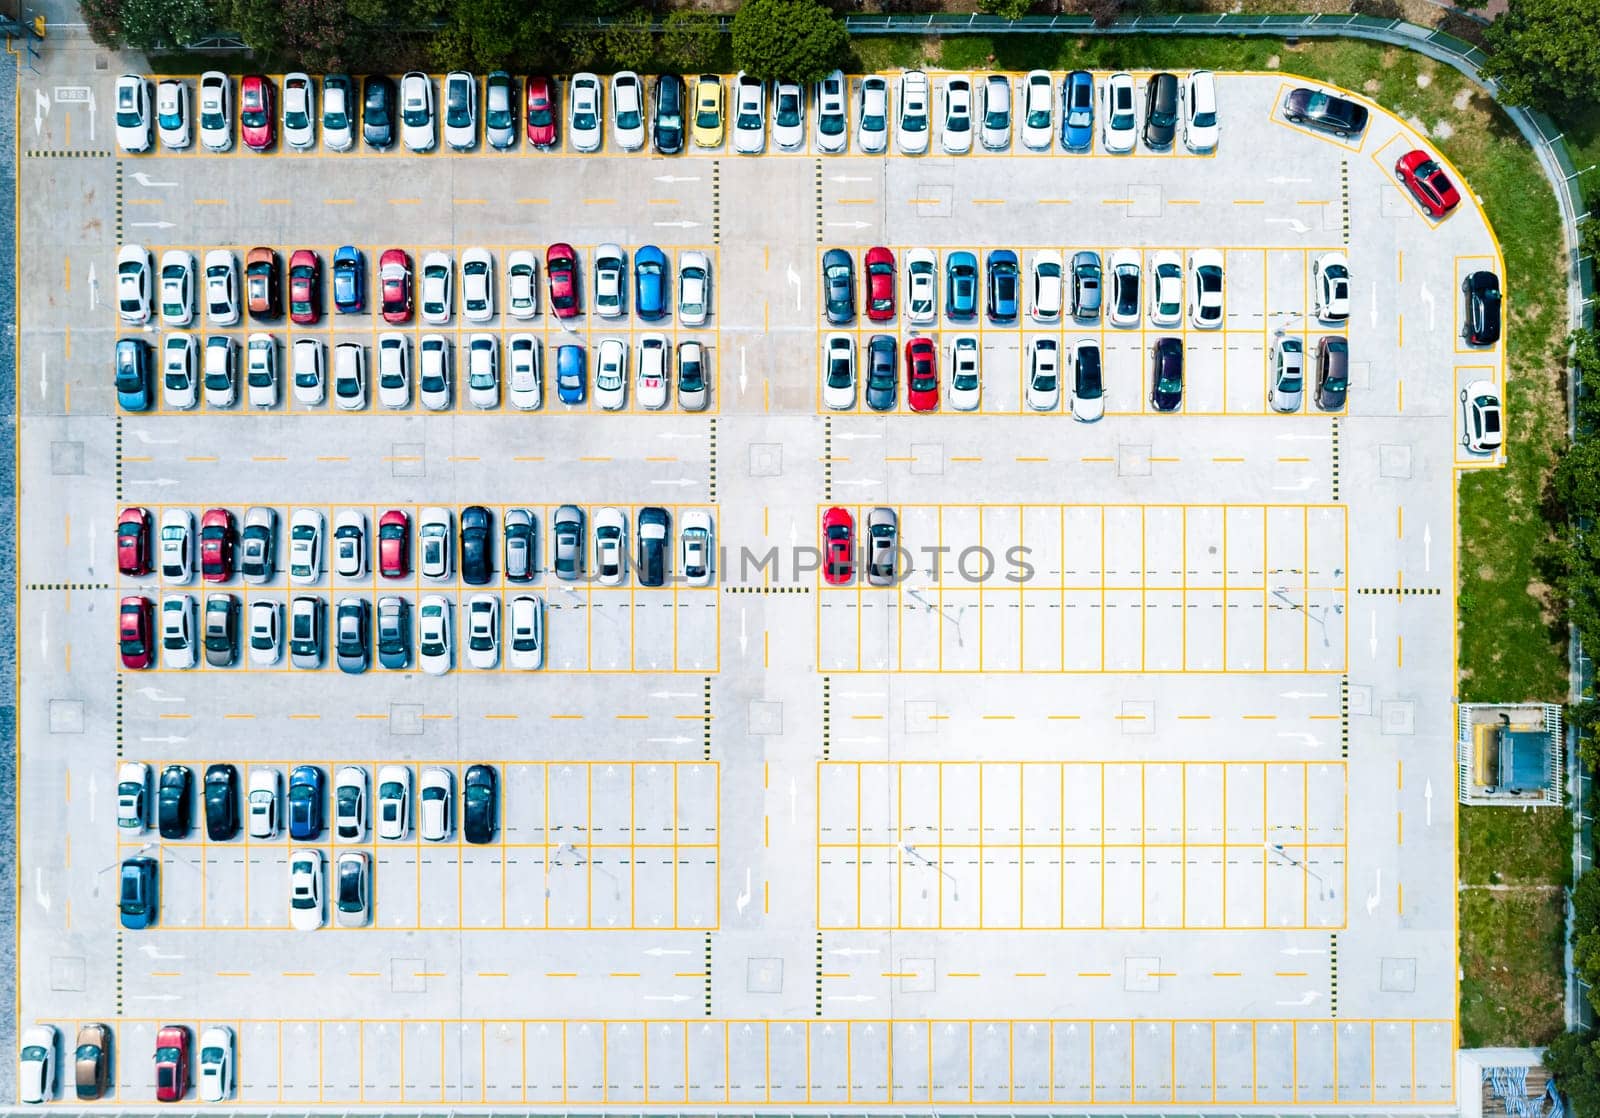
[
  {"left": 732, "top": 0, "right": 848, "bottom": 84},
  {"left": 978, "top": 0, "right": 1034, "bottom": 18},
  {"left": 605, "top": 8, "right": 655, "bottom": 73},
  {"left": 81, "top": 0, "right": 218, "bottom": 50},
  {"left": 433, "top": 0, "right": 558, "bottom": 71},
  {"left": 1549, "top": 1028, "right": 1600, "bottom": 1117},
  {"left": 660, "top": 10, "right": 722, "bottom": 72},
  {"left": 1482, "top": 0, "right": 1600, "bottom": 108}
]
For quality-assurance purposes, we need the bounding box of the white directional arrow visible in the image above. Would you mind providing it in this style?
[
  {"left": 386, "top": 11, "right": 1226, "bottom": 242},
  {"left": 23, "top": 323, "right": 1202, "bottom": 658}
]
[
  {"left": 652, "top": 219, "right": 702, "bottom": 229},
  {"left": 649, "top": 477, "right": 699, "bottom": 488},
  {"left": 651, "top": 174, "right": 700, "bottom": 183},
  {"left": 736, "top": 867, "right": 752, "bottom": 915},
  {"left": 38, "top": 351, "right": 47, "bottom": 401},
  {"left": 34, "top": 89, "right": 49, "bottom": 137},
  {"left": 1265, "top": 217, "right": 1310, "bottom": 234},
  {"left": 139, "top": 734, "right": 188, "bottom": 744},
  {"left": 1419, "top": 282, "right": 1435, "bottom": 330},
  {"left": 1274, "top": 990, "right": 1323, "bottom": 1007},
  {"left": 131, "top": 994, "right": 182, "bottom": 1002},
  {"left": 1278, "top": 691, "right": 1327, "bottom": 699},
  {"left": 834, "top": 478, "right": 882, "bottom": 488},
  {"left": 1368, "top": 613, "right": 1378, "bottom": 659},
  {"left": 1365, "top": 869, "right": 1382, "bottom": 916},
  {"left": 644, "top": 993, "right": 692, "bottom": 1003},
  {"left": 828, "top": 946, "right": 880, "bottom": 957},
  {"left": 1266, "top": 175, "right": 1312, "bottom": 185},
  {"left": 129, "top": 220, "right": 177, "bottom": 230},
  {"left": 34, "top": 868, "right": 50, "bottom": 912},
  {"left": 39, "top": 613, "right": 47, "bottom": 661},
  {"left": 832, "top": 431, "right": 884, "bottom": 441},
  {"left": 137, "top": 945, "right": 186, "bottom": 960},
  {"left": 786, "top": 262, "right": 802, "bottom": 310},
  {"left": 88, "top": 262, "right": 99, "bottom": 309},
  {"left": 134, "top": 687, "right": 185, "bottom": 703},
  {"left": 1424, "top": 779, "right": 1434, "bottom": 826},
  {"left": 826, "top": 220, "right": 871, "bottom": 230},
  {"left": 648, "top": 689, "right": 698, "bottom": 699},
  {"left": 655, "top": 431, "right": 705, "bottom": 441},
  {"left": 738, "top": 345, "right": 748, "bottom": 396},
  {"left": 130, "top": 172, "right": 178, "bottom": 188},
  {"left": 825, "top": 994, "right": 877, "bottom": 1003},
  {"left": 645, "top": 734, "right": 694, "bottom": 745},
  {"left": 1280, "top": 945, "right": 1326, "bottom": 956},
  {"left": 88, "top": 772, "right": 98, "bottom": 823},
  {"left": 127, "top": 478, "right": 180, "bottom": 488},
  {"left": 643, "top": 946, "right": 691, "bottom": 957},
  {"left": 1423, "top": 523, "right": 1432, "bottom": 572},
  {"left": 828, "top": 174, "right": 873, "bottom": 183}
]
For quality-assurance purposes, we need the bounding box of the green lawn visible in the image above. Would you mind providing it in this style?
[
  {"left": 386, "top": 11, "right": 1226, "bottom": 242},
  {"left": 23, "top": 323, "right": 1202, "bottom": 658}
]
[
  {"left": 1461, "top": 805, "right": 1573, "bottom": 886},
  {"left": 1460, "top": 884, "right": 1569, "bottom": 1047}
]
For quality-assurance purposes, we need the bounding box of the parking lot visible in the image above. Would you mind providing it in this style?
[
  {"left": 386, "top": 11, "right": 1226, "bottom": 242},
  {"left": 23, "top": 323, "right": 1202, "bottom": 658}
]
[{"left": 17, "top": 62, "right": 1489, "bottom": 1106}]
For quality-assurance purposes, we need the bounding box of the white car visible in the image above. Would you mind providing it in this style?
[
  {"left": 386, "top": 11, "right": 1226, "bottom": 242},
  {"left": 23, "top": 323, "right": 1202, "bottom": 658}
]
[
  {"left": 1071, "top": 340, "right": 1105, "bottom": 422},
  {"left": 421, "top": 251, "right": 453, "bottom": 324},
  {"left": 117, "top": 244, "right": 153, "bottom": 325},
  {"left": 466, "top": 594, "right": 499, "bottom": 669},
  {"left": 941, "top": 76, "right": 973, "bottom": 154},
  {"left": 282, "top": 72, "right": 315, "bottom": 149},
  {"left": 1101, "top": 72, "right": 1137, "bottom": 153},
  {"left": 334, "top": 765, "right": 367, "bottom": 842},
  {"left": 161, "top": 595, "right": 198, "bottom": 669},
  {"left": 288, "top": 508, "right": 323, "bottom": 585},
  {"left": 594, "top": 507, "right": 627, "bottom": 586},
  {"left": 19, "top": 1025, "right": 56, "bottom": 1104},
  {"left": 467, "top": 333, "right": 499, "bottom": 408},
  {"left": 772, "top": 79, "right": 805, "bottom": 150},
  {"left": 681, "top": 510, "right": 714, "bottom": 587},
  {"left": 1107, "top": 249, "right": 1142, "bottom": 328},
  {"left": 156, "top": 79, "right": 191, "bottom": 149},
  {"left": 204, "top": 249, "right": 239, "bottom": 325},
  {"left": 247, "top": 768, "right": 280, "bottom": 838},
  {"left": 419, "top": 506, "right": 453, "bottom": 580},
  {"left": 322, "top": 77, "right": 354, "bottom": 151},
  {"left": 400, "top": 71, "right": 435, "bottom": 151},
  {"left": 198, "top": 1026, "right": 235, "bottom": 1102},
  {"left": 292, "top": 337, "right": 325, "bottom": 405},
  {"left": 332, "top": 341, "right": 365, "bottom": 410},
  {"left": 507, "top": 250, "right": 539, "bottom": 319},
  {"left": 287, "top": 850, "right": 323, "bottom": 930},
  {"left": 1268, "top": 335, "right": 1305, "bottom": 413},
  {"left": 857, "top": 76, "right": 888, "bottom": 153},
  {"left": 949, "top": 334, "right": 981, "bottom": 412},
  {"left": 203, "top": 335, "right": 236, "bottom": 408},
  {"left": 816, "top": 70, "right": 848, "bottom": 153},
  {"left": 897, "top": 70, "right": 930, "bottom": 154},
  {"left": 905, "top": 249, "right": 937, "bottom": 324},
  {"left": 377, "top": 332, "right": 410, "bottom": 408},
  {"left": 461, "top": 247, "right": 495, "bottom": 322},
  {"left": 823, "top": 332, "right": 855, "bottom": 410},
  {"left": 637, "top": 334, "right": 669, "bottom": 410},
  {"left": 333, "top": 510, "right": 366, "bottom": 579},
  {"left": 1182, "top": 69, "right": 1220, "bottom": 152},
  {"left": 980, "top": 74, "right": 1011, "bottom": 150},
  {"left": 420, "top": 767, "right": 454, "bottom": 840},
  {"left": 611, "top": 71, "right": 645, "bottom": 150},
  {"left": 679, "top": 250, "right": 711, "bottom": 326},
  {"left": 444, "top": 70, "right": 477, "bottom": 150},
  {"left": 1313, "top": 251, "right": 1351, "bottom": 321},
  {"left": 248, "top": 600, "right": 283, "bottom": 665},
  {"left": 160, "top": 509, "right": 194, "bottom": 581},
  {"left": 245, "top": 332, "right": 277, "bottom": 407},
  {"left": 732, "top": 72, "right": 765, "bottom": 154},
  {"left": 198, "top": 71, "right": 232, "bottom": 151},
  {"left": 1026, "top": 337, "right": 1060, "bottom": 411},
  {"left": 508, "top": 595, "right": 544, "bottom": 670},
  {"left": 596, "top": 337, "right": 627, "bottom": 410},
  {"left": 418, "top": 594, "right": 453, "bottom": 675},
  {"left": 117, "top": 761, "right": 150, "bottom": 831},
  {"left": 1030, "top": 250, "right": 1063, "bottom": 322},
  {"left": 594, "top": 243, "right": 625, "bottom": 318},
  {"left": 1149, "top": 250, "right": 1184, "bottom": 326},
  {"left": 163, "top": 333, "right": 198, "bottom": 410},
  {"left": 1188, "top": 249, "right": 1225, "bottom": 329},
  {"left": 508, "top": 333, "right": 542, "bottom": 410},
  {"left": 1461, "top": 380, "right": 1504, "bottom": 454},
  {"left": 159, "top": 250, "right": 195, "bottom": 327},
  {"left": 376, "top": 765, "right": 411, "bottom": 840},
  {"left": 115, "top": 74, "right": 153, "bottom": 152},
  {"left": 569, "top": 73, "right": 602, "bottom": 152},
  {"left": 1020, "top": 70, "right": 1052, "bottom": 151},
  {"left": 419, "top": 334, "right": 451, "bottom": 410}
]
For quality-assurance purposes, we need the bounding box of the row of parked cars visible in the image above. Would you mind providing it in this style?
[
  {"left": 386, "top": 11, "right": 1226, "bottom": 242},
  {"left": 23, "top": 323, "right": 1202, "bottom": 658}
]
[
  {"left": 115, "top": 68, "right": 1222, "bottom": 157},
  {"left": 18, "top": 1022, "right": 233, "bottom": 1103}
]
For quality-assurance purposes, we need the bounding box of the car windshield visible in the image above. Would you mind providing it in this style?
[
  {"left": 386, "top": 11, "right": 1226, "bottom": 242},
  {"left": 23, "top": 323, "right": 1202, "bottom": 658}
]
[
  {"left": 487, "top": 87, "right": 512, "bottom": 128},
  {"left": 777, "top": 91, "right": 799, "bottom": 126},
  {"left": 1193, "top": 106, "right": 1217, "bottom": 127},
  {"left": 696, "top": 100, "right": 719, "bottom": 127},
  {"left": 447, "top": 81, "right": 471, "bottom": 126},
  {"left": 827, "top": 356, "right": 851, "bottom": 388},
  {"left": 285, "top": 87, "right": 309, "bottom": 128},
  {"left": 325, "top": 90, "right": 348, "bottom": 129},
  {"left": 403, "top": 89, "right": 429, "bottom": 126}
]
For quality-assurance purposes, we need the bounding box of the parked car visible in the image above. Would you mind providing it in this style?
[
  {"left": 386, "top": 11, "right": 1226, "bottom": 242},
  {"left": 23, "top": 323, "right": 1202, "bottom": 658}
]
[
  {"left": 1282, "top": 87, "right": 1368, "bottom": 137},
  {"left": 1462, "top": 270, "right": 1502, "bottom": 346},
  {"left": 1460, "top": 379, "right": 1504, "bottom": 454},
  {"left": 525, "top": 75, "right": 557, "bottom": 149}
]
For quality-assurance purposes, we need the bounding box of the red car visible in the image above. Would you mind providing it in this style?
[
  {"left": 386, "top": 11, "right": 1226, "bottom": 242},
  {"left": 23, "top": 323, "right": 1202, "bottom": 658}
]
[
  {"left": 200, "top": 508, "right": 235, "bottom": 582},
  {"left": 865, "top": 246, "right": 895, "bottom": 322},
  {"left": 1395, "top": 148, "right": 1460, "bottom": 218},
  {"left": 547, "top": 243, "right": 579, "bottom": 319},
  {"left": 822, "top": 507, "right": 855, "bottom": 586},
  {"left": 240, "top": 75, "right": 274, "bottom": 152},
  {"left": 379, "top": 509, "right": 410, "bottom": 578},
  {"left": 120, "top": 596, "right": 154, "bottom": 670},
  {"left": 379, "top": 248, "right": 413, "bottom": 324},
  {"left": 288, "top": 249, "right": 321, "bottom": 325},
  {"left": 905, "top": 336, "right": 939, "bottom": 412},
  {"left": 526, "top": 76, "right": 558, "bottom": 148},
  {"left": 118, "top": 506, "right": 152, "bottom": 576},
  {"left": 153, "top": 1024, "right": 189, "bottom": 1102}
]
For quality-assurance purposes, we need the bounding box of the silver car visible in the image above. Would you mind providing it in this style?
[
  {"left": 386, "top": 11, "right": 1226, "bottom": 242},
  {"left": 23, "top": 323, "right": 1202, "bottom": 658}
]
[
  {"left": 980, "top": 74, "right": 1011, "bottom": 150},
  {"left": 553, "top": 504, "right": 584, "bottom": 581},
  {"left": 866, "top": 507, "right": 898, "bottom": 586},
  {"left": 1269, "top": 335, "right": 1305, "bottom": 412}
]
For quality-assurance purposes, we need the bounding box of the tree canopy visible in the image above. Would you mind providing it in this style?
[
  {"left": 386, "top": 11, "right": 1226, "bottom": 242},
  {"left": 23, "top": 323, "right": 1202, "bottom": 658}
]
[{"left": 731, "top": 0, "right": 850, "bottom": 84}]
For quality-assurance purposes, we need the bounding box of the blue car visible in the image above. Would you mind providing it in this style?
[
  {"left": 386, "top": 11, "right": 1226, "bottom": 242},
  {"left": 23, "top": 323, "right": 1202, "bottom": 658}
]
[
  {"left": 1061, "top": 70, "right": 1094, "bottom": 151},
  {"left": 332, "top": 245, "right": 364, "bottom": 313},
  {"left": 557, "top": 343, "right": 586, "bottom": 404},
  {"left": 986, "top": 249, "right": 1020, "bottom": 322},
  {"left": 287, "top": 764, "right": 324, "bottom": 841},
  {"left": 119, "top": 856, "right": 158, "bottom": 929},
  {"left": 116, "top": 338, "right": 152, "bottom": 411},
  {"left": 945, "top": 250, "right": 978, "bottom": 318},
  {"left": 635, "top": 245, "right": 668, "bottom": 320}
]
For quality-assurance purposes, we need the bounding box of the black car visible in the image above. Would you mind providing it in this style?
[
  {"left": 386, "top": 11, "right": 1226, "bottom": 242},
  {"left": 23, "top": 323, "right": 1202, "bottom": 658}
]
[
  {"left": 203, "top": 763, "right": 239, "bottom": 842},
  {"left": 1315, "top": 336, "right": 1349, "bottom": 411},
  {"left": 158, "top": 764, "right": 191, "bottom": 839},
  {"left": 463, "top": 763, "right": 497, "bottom": 845},
  {"left": 377, "top": 596, "right": 410, "bottom": 670},
  {"left": 460, "top": 505, "right": 492, "bottom": 585},
  {"left": 866, "top": 334, "right": 897, "bottom": 412},
  {"left": 1143, "top": 72, "right": 1178, "bottom": 148},
  {"left": 335, "top": 597, "right": 370, "bottom": 675},
  {"left": 1074, "top": 343, "right": 1103, "bottom": 410},
  {"left": 287, "top": 764, "right": 323, "bottom": 841},
  {"left": 362, "top": 75, "right": 396, "bottom": 150},
  {"left": 654, "top": 74, "right": 684, "bottom": 154},
  {"left": 1462, "top": 270, "right": 1501, "bottom": 347},
  {"left": 822, "top": 248, "right": 855, "bottom": 326},
  {"left": 1282, "top": 87, "right": 1368, "bottom": 138},
  {"left": 637, "top": 506, "right": 670, "bottom": 587},
  {"left": 1150, "top": 337, "right": 1184, "bottom": 412}
]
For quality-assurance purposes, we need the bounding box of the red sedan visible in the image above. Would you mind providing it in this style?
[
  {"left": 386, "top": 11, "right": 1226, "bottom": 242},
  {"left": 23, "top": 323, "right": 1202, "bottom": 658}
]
[
  {"left": 118, "top": 506, "right": 152, "bottom": 576},
  {"left": 1395, "top": 148, "right": 1460, "bottom": 218},
  {"left": 240, "top": 75, "right": 274, "bottom": 151},
  {"left": 526, "top": 76, "right": 558, "bottom": 148},
  {"left": 865, "top": 246, "right": 895, "bottom": 322},
  {"left": 379, "top": 509, "right": 410, "bottom": 578},
  {"left": 379, "top": 249, "right": 413, "bottom": 324},
  {"left": 120, "top": 596, "right": 154, "bottom": 670},
  {"left": 547, "top": 243, "right": 579, "bottom": 318},
  {"left": 905, "top": 336, "right": 939, "bottom": 412},
  {"left": 153, "top": 1023, "right": 189, "bottom": 1102},
  {"left": 200, "top": 507, "right": 235, "bottom": 583},
  {"left": 822, "top": 506, "right": 855, "bottom": 585},
  {"left": 288, "top": 249, "right": 321, "bottom": 325}
]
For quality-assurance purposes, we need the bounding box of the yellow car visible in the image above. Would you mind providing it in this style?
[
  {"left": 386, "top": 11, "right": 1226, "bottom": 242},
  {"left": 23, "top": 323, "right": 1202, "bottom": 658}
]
[{"left": 692, "top": 74, "right": 724, "bottom": 148}]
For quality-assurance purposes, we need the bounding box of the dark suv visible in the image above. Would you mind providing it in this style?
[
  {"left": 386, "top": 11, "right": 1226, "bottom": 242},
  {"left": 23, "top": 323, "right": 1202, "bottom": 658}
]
[
  {"left": 464, "top": 764, "right": 498, "bottom": 845},
  {"left": 866, "top": 334, "right": 897, "bottom": 412},
  {"left": 1150, "top": 337, "right": 1184, "bottom": 412},
  {"left": 204, "top": 763, "right": 239, "bottom": 842},
  {"left": 461, "top": 505, "right": 492, "bottom": 585},
  {"left": 1462, "top": 270, "right": 1501, "bottom": 347},
  {"left": 1315, "top": 336, "right": 1349, "bottom": 411},
  {"left": 822, "top": 249, "right": 855, "bottom": 325},
  {"left": 158, "top": 764, "right": 191, "bottom": 839},
  {"left": 637, "top": 506, "right": 671, "bottom": 588},
  {"left": 362, "top": 75, "right": 395, "bottom": 150},
  {"left": 654, "top": 74, "right": 685, "bottom": 154},
  {"left": 1143, "top": 72, "right": 1178, "bottom": 148}
]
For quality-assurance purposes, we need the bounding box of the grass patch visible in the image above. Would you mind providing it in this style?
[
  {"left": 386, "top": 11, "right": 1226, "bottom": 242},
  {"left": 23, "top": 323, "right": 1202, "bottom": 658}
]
[
  {"left": 1460, "top": 885, "right": 1568, "bottom": 1047},
  {"left": 1461, "top": 805, "right": 1573, "bottom": 887}
]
